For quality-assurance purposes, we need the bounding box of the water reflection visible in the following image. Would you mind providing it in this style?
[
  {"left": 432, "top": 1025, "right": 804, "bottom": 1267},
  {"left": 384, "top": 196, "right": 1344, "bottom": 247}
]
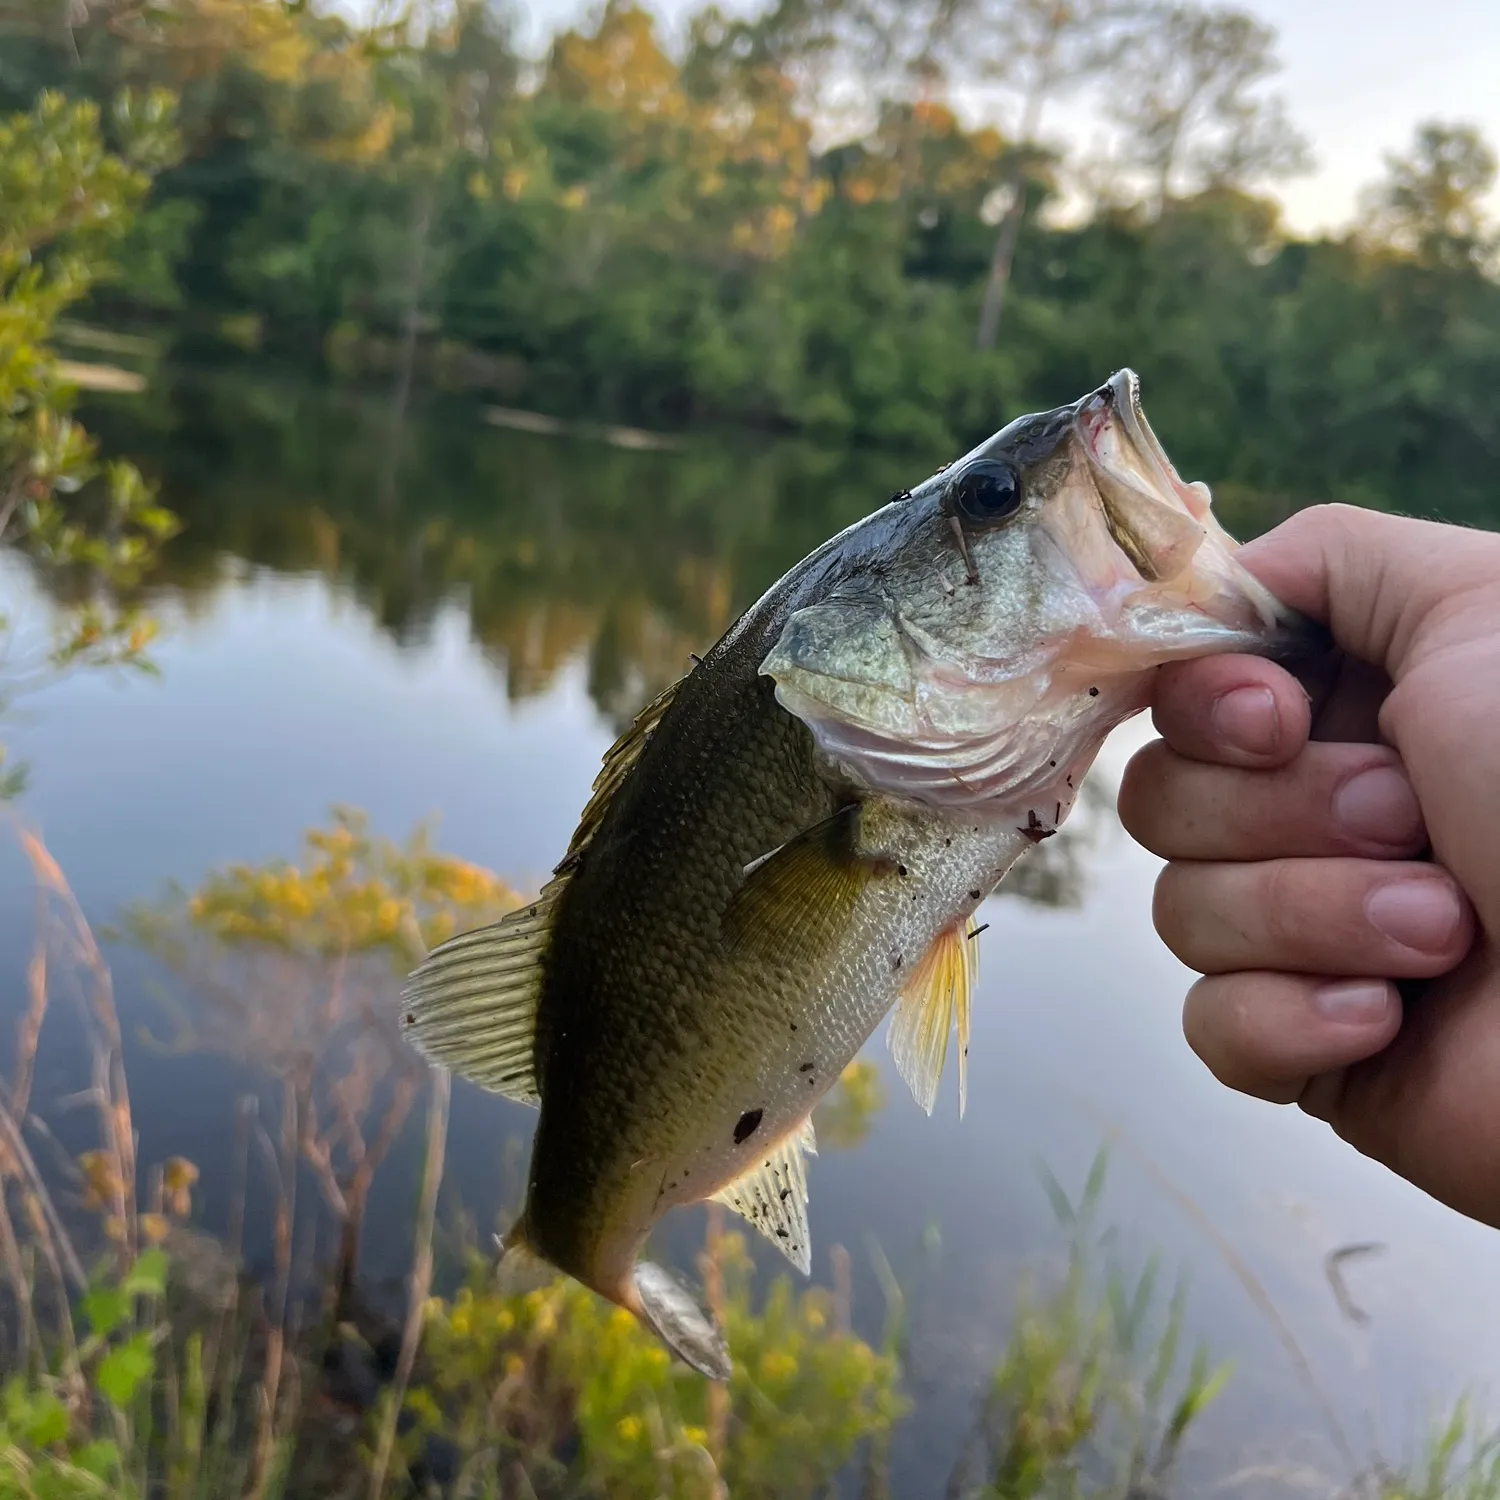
[
  {"left": 83, "top": 367, "right": 921, "bottom": 729},
  {"left": 2, "top": 367, "right": 1496, "bottom": 1495}
]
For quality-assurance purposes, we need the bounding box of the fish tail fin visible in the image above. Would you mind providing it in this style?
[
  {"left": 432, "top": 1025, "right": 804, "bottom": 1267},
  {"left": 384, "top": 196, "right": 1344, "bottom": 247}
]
[{"left": 629, "top": 1262, "right": 732, "bottom": 1381}]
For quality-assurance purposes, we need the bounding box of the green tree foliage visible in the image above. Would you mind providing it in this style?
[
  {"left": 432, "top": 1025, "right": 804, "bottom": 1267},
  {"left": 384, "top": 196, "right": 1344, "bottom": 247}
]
[
  {"left": 2, "top": 1, "right": 1498, "bottom": 521},
  {"left": 0, "top": 87, "right": 183, "bottom": 791}
]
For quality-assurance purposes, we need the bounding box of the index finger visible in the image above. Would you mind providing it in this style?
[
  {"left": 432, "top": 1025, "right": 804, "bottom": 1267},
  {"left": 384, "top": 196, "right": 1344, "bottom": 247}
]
[{"left": 1150, "top": 654, "right": 1313, "bottom": 768}]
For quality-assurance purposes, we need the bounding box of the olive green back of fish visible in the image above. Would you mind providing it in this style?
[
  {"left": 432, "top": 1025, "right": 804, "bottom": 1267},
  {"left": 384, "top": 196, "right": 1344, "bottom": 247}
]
[{"left": 528, "top": 643, "right": 839, "bottom": 1279}]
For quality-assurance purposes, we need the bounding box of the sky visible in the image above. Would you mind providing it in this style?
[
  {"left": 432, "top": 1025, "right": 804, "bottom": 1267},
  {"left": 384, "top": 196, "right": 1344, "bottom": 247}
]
[{"left": 506, "top": 0, "right": 1500, "bottom": 235}]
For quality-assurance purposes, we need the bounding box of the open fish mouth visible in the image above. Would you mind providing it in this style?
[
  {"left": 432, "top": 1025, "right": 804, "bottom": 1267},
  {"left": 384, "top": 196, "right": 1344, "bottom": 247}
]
[{"left": 1060, "top": 369, "right": 1318, "bottom": 664}]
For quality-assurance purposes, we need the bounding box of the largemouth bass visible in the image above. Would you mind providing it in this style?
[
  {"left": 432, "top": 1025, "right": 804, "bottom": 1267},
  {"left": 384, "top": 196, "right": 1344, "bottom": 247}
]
[{"left": 403, "top": 370, "right": 1317, "bottom": 1378}]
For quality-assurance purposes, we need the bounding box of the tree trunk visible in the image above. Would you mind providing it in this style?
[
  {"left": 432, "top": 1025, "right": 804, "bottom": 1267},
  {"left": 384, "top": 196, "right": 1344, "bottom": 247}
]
[{"left": 974, "top": 172, "right": 1027, "bottom": 352}]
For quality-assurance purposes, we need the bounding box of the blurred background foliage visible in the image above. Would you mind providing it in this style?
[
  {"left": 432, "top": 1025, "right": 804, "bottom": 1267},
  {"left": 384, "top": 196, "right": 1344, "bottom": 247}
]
[{"left": 1, "top": 0, "right": 1498, "bottom": 524}]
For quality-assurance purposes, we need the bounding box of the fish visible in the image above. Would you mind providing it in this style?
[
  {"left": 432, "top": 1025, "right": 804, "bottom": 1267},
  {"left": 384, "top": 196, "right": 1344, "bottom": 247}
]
[{"left": 401, "top": 369, "right": 1322, "bottom": 1380}]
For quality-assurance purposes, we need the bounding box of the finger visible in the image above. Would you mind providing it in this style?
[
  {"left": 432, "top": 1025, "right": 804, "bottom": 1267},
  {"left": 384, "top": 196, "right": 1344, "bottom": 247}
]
[
  {"left": 1310, "top": 948, "right": 1500, "bottom": 1228},
  {"left": 1183, "top": 971, "right": 1401, "bottom": 1105},
  {"left": 1154, "top": 859, "right": 1473, "bottom": 978},
  {"left": 1238, "top": 504, "right": 1500, "bottom": 681},
  {"left": 1119, "top": 742, "right": 1426, "bottom": 861},
  {"left": 1150, "top": 655, "right": 1312, "bottom": 767}
]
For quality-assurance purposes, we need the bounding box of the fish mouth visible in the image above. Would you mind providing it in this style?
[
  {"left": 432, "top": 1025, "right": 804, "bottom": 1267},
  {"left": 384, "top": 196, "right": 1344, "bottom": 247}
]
[{"left": 1059, "top": 369, "right": 1325, "bottom": 664}]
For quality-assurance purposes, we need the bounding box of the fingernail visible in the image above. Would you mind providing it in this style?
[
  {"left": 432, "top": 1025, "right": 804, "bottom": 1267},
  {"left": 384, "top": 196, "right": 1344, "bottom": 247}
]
[
  {"left": 1211, "top": 686, "right": 1279, "bottom": 756},
  {"left": 1332, "top": 765, "right": 1423, "bottom": 847},
  {"left": 1365, "top": 880, "right": 1462, "bottom": 954},
  {"left": 1314, "top": 980, "right": 1394, "bottom": 1024}
]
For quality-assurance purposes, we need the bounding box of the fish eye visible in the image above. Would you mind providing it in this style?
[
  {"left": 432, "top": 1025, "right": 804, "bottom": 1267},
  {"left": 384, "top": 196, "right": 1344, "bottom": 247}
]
[{"left": 948, "top": 459, "right": 1022, "bottom": 525}]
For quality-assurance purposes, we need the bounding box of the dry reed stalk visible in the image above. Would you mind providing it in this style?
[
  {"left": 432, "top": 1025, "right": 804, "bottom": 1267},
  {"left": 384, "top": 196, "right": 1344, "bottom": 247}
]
[
  {"left": 0, "top": 1186, "right": 38, "bottom": 1367},
  {"left": 366, "top": 1065, "right": 449, "bottom": 1500},
  {"left": 12, "top": 939, "right": 47, "bottom": 1121},
  {"left": 0, "top": 1092, "right": 84, "bottom": 1289},
  {"left": 245, "top": 1082, "right": 299, "bottom": 1500},
  {"left": 701, "top": 1203, "right": 729, "bottom": 1473},
  {"left": 19, "top": 829, "right": 138, "bottom": 1266}
]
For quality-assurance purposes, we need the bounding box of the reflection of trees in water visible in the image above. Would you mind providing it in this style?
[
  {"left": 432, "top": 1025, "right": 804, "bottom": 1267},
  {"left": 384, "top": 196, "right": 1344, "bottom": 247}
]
[{"left": 81, "top": 367, "right": 916, "bottom": 728}]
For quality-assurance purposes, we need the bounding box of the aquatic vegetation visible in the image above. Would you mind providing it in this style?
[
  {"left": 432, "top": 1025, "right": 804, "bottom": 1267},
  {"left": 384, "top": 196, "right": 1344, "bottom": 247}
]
[
  {"left": 948, "top": 1154, "right": 1230, "bottom": 1499},
  {"left": 406, "top": 1235, "right": 904, "bottom": 1499}
]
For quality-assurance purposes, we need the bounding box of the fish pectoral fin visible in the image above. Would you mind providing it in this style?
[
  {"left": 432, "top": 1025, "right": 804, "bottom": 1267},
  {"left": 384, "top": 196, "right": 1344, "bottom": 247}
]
[
  {"left": 723, "top": 803, "right": 889, "bottom": 968},
  {"left": 711, "top": 1123, "right": 814, "bottom": 1275},
  {"left": 632, "top": 1262, "right": 731, "bottom": 1381},
  {"left": 400, "top": 885, "right": 562, "bottom": 1105},
  {"left": 887, "top": 916, "right": 980, "bottom": 1119}
]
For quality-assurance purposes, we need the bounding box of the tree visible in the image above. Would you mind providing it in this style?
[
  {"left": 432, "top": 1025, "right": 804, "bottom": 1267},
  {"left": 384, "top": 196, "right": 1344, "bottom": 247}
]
[
  {"left": 1362, "top": 120, "right": 1498, "bottom": 271},
  {"left": 1102, "top": 2, "right": 1309, "bottom": 213},
  {"left": 0, "top": 89, "right": 182, "bottom": 792},
  {"left": 950, "top": 0, "right": 1120, "bottom": 350}
]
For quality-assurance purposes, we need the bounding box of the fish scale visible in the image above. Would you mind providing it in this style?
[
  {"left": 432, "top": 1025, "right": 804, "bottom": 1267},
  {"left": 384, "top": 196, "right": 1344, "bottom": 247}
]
[{"left": 401, "top": 368, "right": 1324, "bottom": 1379}]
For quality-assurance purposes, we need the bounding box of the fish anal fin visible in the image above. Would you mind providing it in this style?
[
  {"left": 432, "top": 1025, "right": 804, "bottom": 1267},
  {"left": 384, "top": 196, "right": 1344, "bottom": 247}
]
[
  {"left": 632, "top": 1262, "right": 731, "bottom": 1380},
  {"left": 888, "top": 916, "right": 980, "bottom": 1119},
  {"left": 400, "top": 884, "right": 563, "bottom": 1104},
  {"left": 723, "top": 804, "right": 889, "bottom": 968},
  {"left": 710, "top": 1122, "right": 814, "bottom": 1275}
]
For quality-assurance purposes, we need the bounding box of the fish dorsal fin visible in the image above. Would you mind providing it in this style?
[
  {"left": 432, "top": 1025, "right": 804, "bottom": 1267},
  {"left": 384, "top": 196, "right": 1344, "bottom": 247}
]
[
  {"left": 711, "top": 1120, "right": 815, "bottom": 1274},
  {"left": 400, "top": 677, "right": 688, "bottom": 1102},
  {"left": 888, "top": 917, "right": 981, "bottom": 1119},
  {"left": 400, "top": 883, "right": 564, "bottom": 1105},
  {"left": 565, "top": 676, "right": 684, "bottom": 859},
  {"left": 723, "top": 804, "right": 890, "bottom": 969}
]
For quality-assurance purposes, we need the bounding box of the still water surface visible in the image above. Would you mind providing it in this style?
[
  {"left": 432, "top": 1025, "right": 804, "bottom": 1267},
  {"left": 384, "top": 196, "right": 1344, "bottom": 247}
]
[{"left": 4, "top": 367, "right": 1500, "bottom": 1492}]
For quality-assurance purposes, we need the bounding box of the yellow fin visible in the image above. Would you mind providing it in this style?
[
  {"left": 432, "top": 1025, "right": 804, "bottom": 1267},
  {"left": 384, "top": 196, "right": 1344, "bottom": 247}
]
[
  {"left": 711, "top": 1121, "right": 815, "bottom": 1275},
  {"left": 723, "top": 804, "right": 886, "bottom": 968},
  {"left": 888, "top": 916, "right": 981, "bottom": 1119},
  {"left": 400, "top": 883, "right": 563, "bottom": 1104}
]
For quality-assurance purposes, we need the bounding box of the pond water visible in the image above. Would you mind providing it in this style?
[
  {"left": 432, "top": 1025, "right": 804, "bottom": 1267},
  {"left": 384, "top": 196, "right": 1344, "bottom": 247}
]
[{"left": 4, "top": 366, "right": 1500, "bottom": 1495}]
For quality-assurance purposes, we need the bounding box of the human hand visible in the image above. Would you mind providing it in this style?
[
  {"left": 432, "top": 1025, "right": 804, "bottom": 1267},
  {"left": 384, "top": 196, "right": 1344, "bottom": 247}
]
[{"left": 1118, "top": 504, "right": 1500, "bottom": 1225}]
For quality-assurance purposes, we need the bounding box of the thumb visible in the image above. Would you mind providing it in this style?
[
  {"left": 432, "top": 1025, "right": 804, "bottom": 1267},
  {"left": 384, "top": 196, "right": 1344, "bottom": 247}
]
[{"left": 1236, "top": 504, "right": 1500, "bottom": 679}]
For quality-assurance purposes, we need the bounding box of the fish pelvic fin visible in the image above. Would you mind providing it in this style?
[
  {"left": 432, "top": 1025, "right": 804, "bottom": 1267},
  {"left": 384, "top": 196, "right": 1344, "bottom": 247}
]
[
  {"left": 492, "top": 1219, "right": 554, "bottom": 1295},
  {"left": 400, "top": 884, "right": 563, "bottom": 1105},
  {"left": 723, "top": 803, "right": 892, "bottom": 970},
  {"left": 630, "top": 1262, "right": 732, "bottom": 1381},
  {"left": 888, "top": 915, "right": 980, "bottom": 1119},
  {"left": 711, "top": 1119, "right": 815, "bottom": 1275}
]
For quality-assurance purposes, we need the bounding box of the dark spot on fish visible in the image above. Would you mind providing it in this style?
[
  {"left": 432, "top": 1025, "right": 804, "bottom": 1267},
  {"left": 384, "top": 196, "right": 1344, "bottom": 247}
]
[
  {"left": 1065, "top": 774, "right": 1074, "bottom": 788},
  {"left": 780, "top": 1187, "right": 792, "bottom": 1201},
  {"left": 890, "top": 488, "right": 912, "bottom": 504},
  {"left": 527, "top": 905, "right": 538, "bottom": 918},
  {"left": 1049, "top": 760, "right": 1056, "bottom": 768},
  {"left": 799, "top": 1062, "right": 815, "bottom": 1072},
  {"left": 891, "top": 953, "right": 903, "bottom": 970},
  {"left": 944, "top": 837, "right": 952, "bottom": 847},
  {"left": 1019, "top": 809, "right": 1055, "bottom": 844},
  {"left": 404, "top": 1011, "right": 415, "bottom": 1025},
  {"left": 968, "top": 889, "right": 981, "bottom": 902},
  {"left": 734, "top": 1108, "right": 763, "bottom": 1144},
  {"left": 1089, "top": 686, "right": 1100, "bottom": 697},
  {"left": 790, "top": 1022, "right": 798, "bottom": 1032},
  {"left": 776, "top": 1228, "right": 789, "bottom": 1239},
  {"left": 1055, "top": 802, "right": 1062, "bottom": 822},
  {"left": 897, "top": 864, "right": 908, "bottom": 877}
]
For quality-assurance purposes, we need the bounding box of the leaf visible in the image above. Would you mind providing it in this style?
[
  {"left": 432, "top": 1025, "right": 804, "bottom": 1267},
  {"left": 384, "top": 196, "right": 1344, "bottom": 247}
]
[
  {"left": 81, "top": 1284, "right": 130, "bottom": 1340},
  {"left": 123, "top": 1246, "right": 167, "bottom": 1297},
  {"left": 94, "top": 1332, "right": 154, "bottom": 1408},
  {"left": 21, "top": 1391, "right": 68, "bottom": 1448}
]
